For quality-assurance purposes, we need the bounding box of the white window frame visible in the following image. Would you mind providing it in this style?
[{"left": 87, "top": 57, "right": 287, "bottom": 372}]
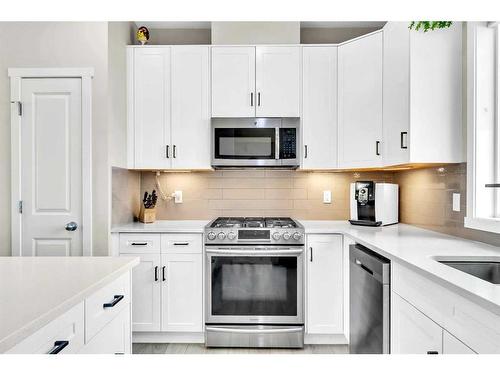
[
  {"left": 465, "top": 22, "right": 500, "bottom": 233},
  {"left": 8, "top": 68, "right": 94, "bottom": 256}
]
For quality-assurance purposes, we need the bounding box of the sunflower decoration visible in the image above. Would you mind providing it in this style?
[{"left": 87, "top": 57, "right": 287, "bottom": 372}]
[{"left": 137, "top": 26, "right": 150, "bottom": 45}]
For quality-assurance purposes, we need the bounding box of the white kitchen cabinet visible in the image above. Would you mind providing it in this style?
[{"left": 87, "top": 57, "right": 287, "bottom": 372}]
[
  {"left": 211, "top": 46, "right": 300, "bottom": 118},
  {"left": 306, "top": 234, "right": 344, "bottom": 335},
  {"left": 443, "top": 331, "right": 476, "bottom": 354},
  {"left": 383, "top": 22, "right": 463, "bottom": 166},
  {"left": 171, "top": 46, "right": 211, "bottom": 169},
  {"left": 211, "top": 46, "right": 256, "bottom": 117},
  {"left": 391, "top": 292, "right": 442, "bottom": 354},
  {"left": 302, "top": 46, "right": 338, "bottom": 169},
  {"left": 255, "top": 46, "right": 300, "bottom": 117},
  {"left": 132, "top": 47, "right": 171, "bottom": 169},
  {"left": 127, "top": 253, "right": 161, "bottom": 332},
  {"left": 161, "top": 253, "right": 203, "bottom": 332},
  {"left": 338, "top": 32, "right": 383, "bottom": 168},
  {"left": 128, "top": 46, "right": 211, "bottom": 169}
]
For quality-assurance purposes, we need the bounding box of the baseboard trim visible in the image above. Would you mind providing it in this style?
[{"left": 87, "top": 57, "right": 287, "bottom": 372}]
[
  {"left": 304, "top": 334, "right": 348, "bottom": 345},
  {"left": 133, "top": 332, "right": 205, "bottom": 344}
]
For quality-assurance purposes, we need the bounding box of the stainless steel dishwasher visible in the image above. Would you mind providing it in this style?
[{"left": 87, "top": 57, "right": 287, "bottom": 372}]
[{"left": 349, "top": 243, "right": 390, "bottom": 354}]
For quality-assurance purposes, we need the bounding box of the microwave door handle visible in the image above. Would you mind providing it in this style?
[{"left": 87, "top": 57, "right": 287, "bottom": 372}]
[{"left": 275, "top": 128, "right": 280, "bottom": 160}]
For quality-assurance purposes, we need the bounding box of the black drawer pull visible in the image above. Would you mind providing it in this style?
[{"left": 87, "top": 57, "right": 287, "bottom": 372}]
[
  {"left": 400, "top": 131, "right": 408, "bottom": 149},
  {"left": 376, "top": 141, "right": 381, "bottom": 156},
  {"left": 103, "top": 295, "right": 124, "bottom": 309},
  {"left": 162, "top": 266, "right": 166, "bottom": 282},
  {"left": 427, "top": 350, "right": 439, "bottom": 355},
  {"left": 154, "top": 266, "right": 159, "bottom": 281},
  {"left": 131, "top": 242, "right": 148, "bottom": 246},
  {"left": 173, "top": 242, "right": 189, "bottom": 246},
  {"left": 48, "top": 340, "right": 69, "bottom": 354}
]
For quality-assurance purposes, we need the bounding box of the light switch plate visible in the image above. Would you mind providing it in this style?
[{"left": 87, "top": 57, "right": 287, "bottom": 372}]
[
  {"left": 323, "top": 190, "right": 332, "bottom": 204},
  {"left": 174, "top": 191, "right": 183, "bottom": 204},
  {"left": 452, "top": 193, "right": 460, "bottom": 212}
]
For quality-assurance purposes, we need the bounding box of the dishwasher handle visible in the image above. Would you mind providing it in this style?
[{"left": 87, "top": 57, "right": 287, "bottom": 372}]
[{"left": 355, "top": 258, "right": 374, "bottom": 276}]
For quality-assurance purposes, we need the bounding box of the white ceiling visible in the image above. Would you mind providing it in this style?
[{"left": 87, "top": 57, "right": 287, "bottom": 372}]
[{"left": 134, "top": 21, "right": 386, "bottom": 30}]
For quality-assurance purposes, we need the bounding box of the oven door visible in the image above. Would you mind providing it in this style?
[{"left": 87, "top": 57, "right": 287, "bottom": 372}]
[{"left": 205, "top": 246, "right": 304, "bottom": 325}]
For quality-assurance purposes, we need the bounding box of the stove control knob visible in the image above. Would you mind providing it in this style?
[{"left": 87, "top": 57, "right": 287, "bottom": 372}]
[
  {"left": 227, "top": 232, "right": 236, "bottom": 240},
  {"left": 283, "top": 232, "right": 291, "bottom": 240},
  {"left": 207, "top": 232, "right": 216, "bottom": 241},
  {"left": 293, "top": 232, "right": 302, "bottom": 241},
  {"left": 217, "top": 232, "right": 226, "bottom": 240},
  {"left": 272, "top": 232, "right": 281, "bottom": 240}
]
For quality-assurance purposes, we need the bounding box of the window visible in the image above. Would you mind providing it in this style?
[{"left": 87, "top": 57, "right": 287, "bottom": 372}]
[{"left": 466, "top": 22, "right": 500, "bottom": 233}]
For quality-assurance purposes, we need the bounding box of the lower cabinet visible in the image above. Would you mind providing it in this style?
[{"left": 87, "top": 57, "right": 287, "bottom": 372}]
[
  {"left": 306, "top": 234, "right": 344, "bottom": 335},
  {"left": 120, "top": 233, "right": 203, "bottom": 336},
  {"left": 391, "top": 292, "right": 475, "bottom": 354}
]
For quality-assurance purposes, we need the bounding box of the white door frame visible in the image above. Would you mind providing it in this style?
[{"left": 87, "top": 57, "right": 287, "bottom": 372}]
[{"left": 8, "top": 68, "right": 94, "bottom": 256}]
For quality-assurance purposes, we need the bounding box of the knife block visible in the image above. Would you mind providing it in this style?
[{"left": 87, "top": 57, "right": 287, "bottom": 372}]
[{"left": 139, "top": 207, "right": 156, "bottom": 223}]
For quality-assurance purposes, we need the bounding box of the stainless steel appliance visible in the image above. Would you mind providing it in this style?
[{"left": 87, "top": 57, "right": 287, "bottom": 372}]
[
  {"left": 349, "top": 181, "right": 399, "bottom": 227},
  {"left": 211, "top": 118, "right": 299, "bottom": 168},
  {"left": 204, "top": 217, "right": 305, "bottom": 348},
  {"left": 349, "top": 244, "right": 390, "bottom": 354}
]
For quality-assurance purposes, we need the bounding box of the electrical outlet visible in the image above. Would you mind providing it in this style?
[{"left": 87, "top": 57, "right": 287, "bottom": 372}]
[
  {"left": 173, "top": 191, "right": 183, "bottom": 204},
  {"left": 323, "top": 190, "right": 332, "bottom": 204},
  {"left": 452, "top": 193, "right": 460, "bottom": 212}
]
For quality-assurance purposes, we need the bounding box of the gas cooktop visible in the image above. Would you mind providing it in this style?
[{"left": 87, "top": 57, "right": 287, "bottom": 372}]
[{"left": 205, "top": 217, "right": 304, "bottom": 245}]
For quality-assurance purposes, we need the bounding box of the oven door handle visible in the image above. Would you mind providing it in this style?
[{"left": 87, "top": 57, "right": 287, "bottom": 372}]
[
  {"left": 205, "top": 249, "right": 303, "bottom": 256},
  {"left": 205, "top": 326, "right": 303, "bottom": 334}
]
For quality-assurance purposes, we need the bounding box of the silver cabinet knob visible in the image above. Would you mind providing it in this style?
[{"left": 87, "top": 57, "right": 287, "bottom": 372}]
[{"left": 65, "top": 222, "right": 78, "bottom": 231}]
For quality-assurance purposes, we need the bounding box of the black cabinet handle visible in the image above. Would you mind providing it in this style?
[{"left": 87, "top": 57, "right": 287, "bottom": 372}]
[
  {"left": 400, "top": 132, "right": 408, "bottom": 149},
  {"left": 376, "top": 141, "right": 381, "bottom": 156},
  {"left": 48, "top": 340, "right": 69, "bottom": 354},
  {"left": 304, "top": 145, "right": 308, "bottom": 159},
  {"left": 103, "top": 295, "right": 124, "bottom": 309},
  {"left": 257, "top": 92, "right": 261, "bottom": 106},
  {"left": 173, "top": 145, "right": 177, "bottom": 158},
  {"left": 166, "top": 145, "right": 170, "bottom": 158},
  {"left": 173, "top": 242, "right": 189, "bottom": 246},
  {"left": 154, "top": 266, "right": 159, "bottom": 281},
  {"left": 162, "top": 266, "right": 166, "bottom": 282},
  {"left": 427, "top": 350, "right": 439, "bottom": 355},
  {"left": 131, "top": 242, "right": 147, "bottom": 246},
  {"left": 250, "top": 92, "right": 254, "bottom": 107},
  {"left": 310, "top": 247, "right": 313, "bottom": 262}
]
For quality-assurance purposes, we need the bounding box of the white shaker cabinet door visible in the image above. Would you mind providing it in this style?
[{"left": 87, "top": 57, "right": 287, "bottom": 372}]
[
  {"left": 126, "top": 253, "right": 161, "bottom": 332},
  {"left": 171, "top": 46, "right": 211, "bottom": 169},
  {"left": 256, "top": 46, "right": 301, "bottom": 117},
  {"left": 211, "top": 46, "right": 256, "bottom": 117},
  {"left": 133, "top": 47, "right": 171, "bottom": 168},
  {"left": 302, "top": 46, "right": 338, "bottom": 169},
  {"left": 338, "top": 32, "right": 383, "bottom": 168},
  {"left": 391, "top": 292, "right": 443, "bottom": 354},
  {"left": 306, "top": 235, "right": 344, "bottom": 335},
  {"left": 161, "top": 253, "right": 203, "bottom": 332}
]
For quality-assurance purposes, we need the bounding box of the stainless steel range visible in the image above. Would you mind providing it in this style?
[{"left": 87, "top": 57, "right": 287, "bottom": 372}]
[{"left": 204, "top": 217, "right": 305, "bottom": 348}]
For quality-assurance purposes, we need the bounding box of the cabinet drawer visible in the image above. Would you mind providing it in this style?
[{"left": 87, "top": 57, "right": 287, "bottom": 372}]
[
  {"left": 161, "top": 233, "right": 202, "bottom": 254},
  {"left": 7, "top": 302, "right": 84, "bottom": 354},
  {"left": 79, "top": 306, "right": 131, "bottom": 354},
  {"left": 85, "top": 272, "right": 130, "bottom": 343},
  {"left": 119, "top": 233, "right": 161, "bottom": 254},
  {"left": 392, "top": 261, "right": 500, "bottom": 353}
]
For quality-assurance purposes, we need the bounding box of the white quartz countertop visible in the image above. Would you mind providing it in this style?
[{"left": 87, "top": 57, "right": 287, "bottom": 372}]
[
  {"left": 111, "top": 220, "right": 210, "bottom": 233},
  {"left": 0, "top": 256, "right": 139, "bottom": 353},
  {"left": 301, "top": 220, "right": 500, "bottom": 315}
]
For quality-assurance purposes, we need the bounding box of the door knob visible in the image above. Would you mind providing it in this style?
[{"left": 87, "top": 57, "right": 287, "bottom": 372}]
[{"left": 65, "top": 222, "right": 78, "bottom": 231}]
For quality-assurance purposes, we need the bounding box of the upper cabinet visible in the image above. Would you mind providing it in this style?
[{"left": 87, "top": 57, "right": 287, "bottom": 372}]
[
  {"left": 211, "top": 46, "right": 300, "bottom": 118},
  {"left": 211, "top": 47, "right": 256, "bottom": 117},
  {"left": 338, "top": 32, "right": 383, "bottom": 168},
  {"left": 127, "top": 46, "right": 211, "bottom": 170},
  {"left": 383, "top": 22, "right": 464, "bottom": 165},
  {"left": 302, "top": 46, "right": 338, "bottom": 169}
]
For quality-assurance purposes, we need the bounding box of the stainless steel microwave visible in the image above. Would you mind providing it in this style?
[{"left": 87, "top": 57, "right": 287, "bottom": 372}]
[{"left": 211, "top": 118, "right": 300, "bottom": 168}]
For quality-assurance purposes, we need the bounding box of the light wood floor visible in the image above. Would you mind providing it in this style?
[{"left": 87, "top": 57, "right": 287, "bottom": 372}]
[{"left": 132, "top": 343, "right": 349, "bottom": 354}]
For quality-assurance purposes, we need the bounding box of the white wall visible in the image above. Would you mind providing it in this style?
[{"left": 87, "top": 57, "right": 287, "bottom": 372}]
[
  {"left": 0, "top": 22, "right": 132, "bottom": 256},
  {"left": 211, "top": 22, "right": 300, "bottom": 44}
]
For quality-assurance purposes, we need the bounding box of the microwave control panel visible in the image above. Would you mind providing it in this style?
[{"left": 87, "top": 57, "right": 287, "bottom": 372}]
[{"left": 279, "top": 128, "right": 297, "bottom": 159}]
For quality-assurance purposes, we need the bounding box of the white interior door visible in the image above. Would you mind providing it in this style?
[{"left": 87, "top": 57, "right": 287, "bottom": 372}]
[
  {"left": 256, "top": 46, "right": 301, "bottom": 117},
  {"left": 20, "top": 78, "right": 83, "bottom": 256}
]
